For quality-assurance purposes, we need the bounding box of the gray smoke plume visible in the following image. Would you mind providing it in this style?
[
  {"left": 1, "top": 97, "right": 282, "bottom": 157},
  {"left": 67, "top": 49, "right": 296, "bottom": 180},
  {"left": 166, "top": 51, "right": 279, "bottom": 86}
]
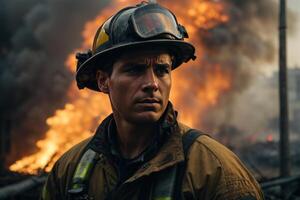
[
  {"left": 199, "top": 0, "right": 279, "bottom": 134},
  {"left": 0, "top": 0, "right": 110, "bottom": 164},
  {"left": 164, "top": 0, "right": 296, "bottom": 144},
  {"left": 0, "top": 0, "right": 297, "bottom": 166},
  {"left": 201, "top": 0, "right": 297, "bottom": 143}
]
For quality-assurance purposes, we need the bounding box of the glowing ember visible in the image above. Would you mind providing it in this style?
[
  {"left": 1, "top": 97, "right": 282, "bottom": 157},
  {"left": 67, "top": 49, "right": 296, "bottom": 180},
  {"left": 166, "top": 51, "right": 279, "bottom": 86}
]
[
  {"left": 266, "top": 134, "right": 274, "bottom": 143},
  {"left": 10, "top": 0, "right": 230, "bottom": 174}
]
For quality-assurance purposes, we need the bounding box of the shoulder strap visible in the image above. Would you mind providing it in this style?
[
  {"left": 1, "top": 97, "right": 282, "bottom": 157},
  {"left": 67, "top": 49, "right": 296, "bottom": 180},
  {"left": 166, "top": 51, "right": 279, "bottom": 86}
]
[
  {"left": 174, "top": 129, "right": 204, "bottom": 200},
  {"left": 182, "top": 129, "right": 203, "bottom": 157},
  {"left": 150, "top": 129, "right": 204, "bottom": 200},
  {"left": 67, "top": 129, "right": 203, "bottom": 200}
]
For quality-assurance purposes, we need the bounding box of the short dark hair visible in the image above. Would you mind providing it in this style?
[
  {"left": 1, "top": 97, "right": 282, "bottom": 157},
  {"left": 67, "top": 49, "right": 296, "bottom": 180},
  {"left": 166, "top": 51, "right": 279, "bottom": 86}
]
[{"left": 94, "top": 59, "right": 114, "bottom": 77}]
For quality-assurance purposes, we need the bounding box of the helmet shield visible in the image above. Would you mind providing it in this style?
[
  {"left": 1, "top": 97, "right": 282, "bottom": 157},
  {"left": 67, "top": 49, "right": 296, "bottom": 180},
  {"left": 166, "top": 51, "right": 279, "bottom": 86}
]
[{"left": 131, "top": 4, "right": 185, "bottom": 39}]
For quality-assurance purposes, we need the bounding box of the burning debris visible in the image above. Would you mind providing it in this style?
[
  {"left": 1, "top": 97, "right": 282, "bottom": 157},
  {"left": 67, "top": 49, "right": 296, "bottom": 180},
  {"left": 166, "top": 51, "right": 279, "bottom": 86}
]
[
  {"left": 0, "top": 0, "right": 111, "bottom": 168},
  {"left": 1, "top": 0, "right": 295, "bottom": 175}
]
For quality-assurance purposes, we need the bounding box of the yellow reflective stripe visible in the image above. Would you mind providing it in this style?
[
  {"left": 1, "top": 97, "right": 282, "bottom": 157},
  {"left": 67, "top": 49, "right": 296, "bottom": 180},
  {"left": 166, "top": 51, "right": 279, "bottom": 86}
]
[
  {"left": 73, "top": 149, "right": 96, "bottom": 181},
  {"left": 154, "top": 197, "right": 171, "bottom": 200},
  {"left": 41, "top": 185, "right": 49, "bottom": 200},
  {"left": 74, "top": 161, "right": 93, "bottom": 179}
]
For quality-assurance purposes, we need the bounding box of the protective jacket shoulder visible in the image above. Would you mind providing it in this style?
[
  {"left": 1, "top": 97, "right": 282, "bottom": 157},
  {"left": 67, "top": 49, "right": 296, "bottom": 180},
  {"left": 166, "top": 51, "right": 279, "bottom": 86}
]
[
  {"left": 43, "top": 113, "right": 264, "bottom": 200},
  {"left": 42, "top": 137, "right": 92, "bottom": 199}
]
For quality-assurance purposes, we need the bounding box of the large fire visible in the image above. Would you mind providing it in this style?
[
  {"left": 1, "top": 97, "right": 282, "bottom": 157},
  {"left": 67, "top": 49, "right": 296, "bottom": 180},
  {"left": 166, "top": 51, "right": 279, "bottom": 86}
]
[{"left": 9, "top": 0, "right": 231, "bottom": 174}]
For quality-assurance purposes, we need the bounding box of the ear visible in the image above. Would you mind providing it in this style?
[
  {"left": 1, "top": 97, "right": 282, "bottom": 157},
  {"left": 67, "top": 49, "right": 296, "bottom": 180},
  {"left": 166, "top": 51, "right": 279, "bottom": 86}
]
[{"left": 96, "top": 70, "right": 109, "bottom": 94}]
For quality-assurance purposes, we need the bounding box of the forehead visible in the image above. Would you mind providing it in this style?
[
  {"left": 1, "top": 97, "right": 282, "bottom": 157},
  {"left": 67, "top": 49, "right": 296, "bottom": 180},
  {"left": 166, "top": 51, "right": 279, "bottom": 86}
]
[{"left": 115, "top": 49, "right": 173, "bottom": 65}]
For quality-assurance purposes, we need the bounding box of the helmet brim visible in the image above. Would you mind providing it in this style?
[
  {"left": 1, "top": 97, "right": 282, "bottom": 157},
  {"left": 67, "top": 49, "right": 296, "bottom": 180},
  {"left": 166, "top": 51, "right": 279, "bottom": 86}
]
[{"left": 76, "top": 39, "right": 195, "bottom": 91}]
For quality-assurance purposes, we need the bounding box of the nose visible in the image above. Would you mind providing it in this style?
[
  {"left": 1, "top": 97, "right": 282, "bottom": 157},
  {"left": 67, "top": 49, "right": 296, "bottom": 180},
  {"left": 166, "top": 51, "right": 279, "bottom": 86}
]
[{"left": 142, "top": 68, "right": 159, "bottom": 92}]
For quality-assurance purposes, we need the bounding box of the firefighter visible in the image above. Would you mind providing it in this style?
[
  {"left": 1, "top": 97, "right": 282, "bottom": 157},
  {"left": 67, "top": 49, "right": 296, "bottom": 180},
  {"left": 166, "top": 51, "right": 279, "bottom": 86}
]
[{"left": 42, "top": 2, "right": 264, "bottom": 200}]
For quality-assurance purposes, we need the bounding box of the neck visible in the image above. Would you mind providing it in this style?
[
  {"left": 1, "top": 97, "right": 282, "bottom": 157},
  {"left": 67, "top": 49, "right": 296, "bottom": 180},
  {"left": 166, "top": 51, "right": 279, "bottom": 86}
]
[{"left": 113, "top": 116, "right": 157, "bottom": 159}]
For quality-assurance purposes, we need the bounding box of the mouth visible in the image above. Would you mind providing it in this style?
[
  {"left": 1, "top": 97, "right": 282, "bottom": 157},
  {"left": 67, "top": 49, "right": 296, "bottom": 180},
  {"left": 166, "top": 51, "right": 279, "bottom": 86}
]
[
  {"left": 134, "top": 98, "right": 163, "bottom": 112},
  {"left": 137, "top": 98, "right": 161, "bottom": 104}
]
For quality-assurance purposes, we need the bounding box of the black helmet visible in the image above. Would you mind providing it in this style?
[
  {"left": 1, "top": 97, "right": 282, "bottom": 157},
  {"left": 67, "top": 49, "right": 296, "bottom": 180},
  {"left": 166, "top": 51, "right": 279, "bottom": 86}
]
[{"left": 76, "top": 2, "right": 196, "bottom": 91}]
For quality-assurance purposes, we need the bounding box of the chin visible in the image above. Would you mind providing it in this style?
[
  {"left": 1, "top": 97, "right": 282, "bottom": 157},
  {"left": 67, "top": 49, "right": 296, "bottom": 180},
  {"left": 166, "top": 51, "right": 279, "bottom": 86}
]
[{"left": 130, "top": 111, "right": 162, "bottom": 124}]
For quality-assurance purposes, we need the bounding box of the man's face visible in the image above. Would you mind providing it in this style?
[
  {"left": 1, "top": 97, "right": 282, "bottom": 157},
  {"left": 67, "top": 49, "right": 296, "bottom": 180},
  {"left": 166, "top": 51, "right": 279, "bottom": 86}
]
[{"left": 97, "top": 50, "right": 172, "bottom": 124}]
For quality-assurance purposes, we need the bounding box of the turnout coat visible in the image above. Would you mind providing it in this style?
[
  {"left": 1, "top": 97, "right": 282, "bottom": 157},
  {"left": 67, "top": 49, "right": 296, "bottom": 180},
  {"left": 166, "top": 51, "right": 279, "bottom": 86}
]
[{"left": 42, "top": 104, "right": 264, "bottom": 200}]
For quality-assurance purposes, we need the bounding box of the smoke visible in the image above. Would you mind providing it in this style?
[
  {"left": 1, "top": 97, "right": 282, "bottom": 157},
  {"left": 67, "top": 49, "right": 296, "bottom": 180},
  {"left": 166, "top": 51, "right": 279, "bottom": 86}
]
[
  {"left": 199, "top": 0, "right": 279, "bottom": 134},
  {"left": 168, "top": 0, "right": 296, "bottom": 141},
  {"left": 0, "top": 0, "right": 110, "bottom": 162},
  {"left": 207, "top": 0, "right": 297, "bottom": 141},
  {"left": 1, "top": 0, "right": 297, "bottom": 165}
]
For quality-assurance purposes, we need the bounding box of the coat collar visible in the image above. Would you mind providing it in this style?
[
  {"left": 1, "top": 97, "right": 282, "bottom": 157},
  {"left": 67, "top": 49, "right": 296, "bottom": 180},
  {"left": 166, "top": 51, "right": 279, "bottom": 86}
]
[{"left": 88, "top": 102, "right": 185, "bottom": 181}]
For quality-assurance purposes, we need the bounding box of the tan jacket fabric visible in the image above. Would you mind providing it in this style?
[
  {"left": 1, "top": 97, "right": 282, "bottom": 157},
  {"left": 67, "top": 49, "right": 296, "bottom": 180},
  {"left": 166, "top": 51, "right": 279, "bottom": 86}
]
[{"left": 42, "top": 106, "right": 264, "bottom": 200}]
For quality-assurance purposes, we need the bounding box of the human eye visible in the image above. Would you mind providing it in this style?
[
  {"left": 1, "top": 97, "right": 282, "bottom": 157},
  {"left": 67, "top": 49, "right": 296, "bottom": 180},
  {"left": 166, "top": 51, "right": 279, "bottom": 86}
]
[
  {"left": 123, "top": 64, "right": 145, "bottom": 75},
  {"left": 155, "top": 64, "right": 171, "bottom": 76}
]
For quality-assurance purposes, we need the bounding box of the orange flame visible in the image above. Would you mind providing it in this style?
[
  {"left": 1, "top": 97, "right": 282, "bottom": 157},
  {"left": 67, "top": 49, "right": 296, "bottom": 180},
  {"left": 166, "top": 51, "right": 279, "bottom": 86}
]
[{"left": 10, "top": 0, "right": 231, "bottom": 174}]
